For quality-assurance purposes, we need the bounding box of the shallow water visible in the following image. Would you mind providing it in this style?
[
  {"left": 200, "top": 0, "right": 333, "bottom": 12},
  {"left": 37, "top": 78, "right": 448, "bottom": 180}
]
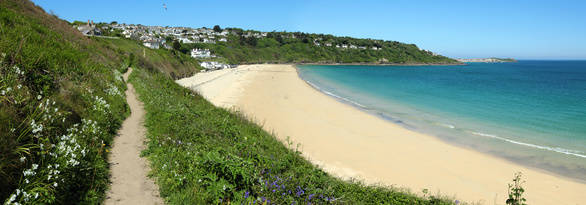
[{"left": 297, "top": 61, "right": 586, "bottom": 181}]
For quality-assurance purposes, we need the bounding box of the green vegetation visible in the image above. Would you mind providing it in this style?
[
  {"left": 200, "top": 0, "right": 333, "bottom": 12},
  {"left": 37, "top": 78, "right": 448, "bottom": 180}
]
[
  {"left": 1, "top": 1, "right": 481, "bottom": 204},
  {"left": 129, "top": 67, "right": 455, "bottom": 204},
  {"left": 506, "top": 172, "right": 527, "bottom": 205},
  {"left": 180, "top": 30, "right": 458, "bottom": 65},
  {"left": 90, "top": 37, "right": 201, "bottom": 79},
  {"left": 0, "top": 0, "right": 130, "bottom": 203},
  {"left": 491, "top": 58, "right": 517, "bottom": 62}
]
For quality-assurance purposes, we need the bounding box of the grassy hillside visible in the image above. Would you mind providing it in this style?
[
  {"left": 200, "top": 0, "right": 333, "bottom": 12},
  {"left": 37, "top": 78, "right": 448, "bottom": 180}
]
[
  {"left": 177, "top": 30, "right": 458, "bottom": 65},
  {"left": 0, "top": 0, "right": 130, "bottom": 203},
  {"left": 2, "top": 1, "right": 458, "bottom": 204},
  {"left": 130, "top": 67, "right": 454, "bottom": 204},
  {"left": 0, "top": 1, "right": 199, "bottom": 203},
  {"left": 92, "top": 38, "right": 201, "bottom": 79}
]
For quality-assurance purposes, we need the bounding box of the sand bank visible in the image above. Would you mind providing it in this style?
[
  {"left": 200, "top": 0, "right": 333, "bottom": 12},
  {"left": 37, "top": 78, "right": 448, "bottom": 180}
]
[{"left": 177, "top": 64, "right": 586, "bottom": 204}]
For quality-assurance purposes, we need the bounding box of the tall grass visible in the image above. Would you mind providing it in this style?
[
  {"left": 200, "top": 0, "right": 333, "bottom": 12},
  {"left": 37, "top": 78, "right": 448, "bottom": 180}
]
[
  {"left": 1, "top": 1, "right": 129, "bottom": 203},
  {"left": 130, "top": 67, "right": 455, "bottom": 204}
]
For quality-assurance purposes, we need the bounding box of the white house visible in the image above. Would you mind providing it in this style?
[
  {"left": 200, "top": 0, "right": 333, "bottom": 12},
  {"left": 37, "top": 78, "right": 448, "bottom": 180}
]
[
  {"left": 191, "top": 48, "right": 213, "bottom": 58},
  {"left": 219, "top": 38, "right": 227, "bottom": 42},
  {"left": 178, "top": 37, "right": 194, "bottom": 44},
  {"left": 202, "top": 38, "right": 215, "bottom": 44},
  {"left": 200, "top": 61, "right": 232, "bottom": 70},
  {"left": 143, "top": 39, "right": 163, "bottom": 49}
]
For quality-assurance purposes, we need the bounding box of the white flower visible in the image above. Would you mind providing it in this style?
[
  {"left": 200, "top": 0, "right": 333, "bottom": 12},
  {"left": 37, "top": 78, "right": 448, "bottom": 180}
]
[
  {"left": 37, "top": 95, "right": 42, "bottom": 100},
  {"left": 8, "top": 194, "right": 16, "bottom": 203},
  {"left": 25, "top": 179, "right": 29, "bottom": 184},
  {"left": 17, "top": 84, "right": 22, "bottom": 89},
  {"left": 32, "top": 164, "right": 38, "bottom": 170},
  {"left": 34, "top": 192, "right": 39, "bottom": 199},
  {"left": 53, "top": 182, "right": 58, "bottom": 187},
  {"left": 23, "top": 169, "right": 35, "bottom": 176},
  {"left": 19, "top": 156, "right": 25, "bottom": 162}
]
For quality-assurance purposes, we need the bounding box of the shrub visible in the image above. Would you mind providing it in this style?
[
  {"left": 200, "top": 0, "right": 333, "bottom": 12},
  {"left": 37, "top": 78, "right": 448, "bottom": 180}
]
[{"left": 506, "top": 172, "right": 527, "bottom": 205}]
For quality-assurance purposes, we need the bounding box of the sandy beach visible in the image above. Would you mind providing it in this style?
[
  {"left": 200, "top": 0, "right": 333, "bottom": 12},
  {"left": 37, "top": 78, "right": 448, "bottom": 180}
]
[{"left": 177, "top": 64, "right": 586, "bottom": 204}]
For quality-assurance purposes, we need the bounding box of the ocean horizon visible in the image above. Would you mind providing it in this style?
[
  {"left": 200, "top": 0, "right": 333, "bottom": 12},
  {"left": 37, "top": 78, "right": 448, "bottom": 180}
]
[{"left": 297, "top": 61, "right": 586, "bottom": 182}]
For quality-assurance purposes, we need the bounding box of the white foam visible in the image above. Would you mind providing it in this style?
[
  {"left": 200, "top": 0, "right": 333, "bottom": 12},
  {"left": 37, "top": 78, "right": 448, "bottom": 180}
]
[
  {"left": 304, "top": 80, "right": 368, "bottom": 109},
  {"left": 471, "top": 132, "right": 586, "bottom": 159},
  {"left": 440, "top": 123, "right": 456, "bottom": 129}
]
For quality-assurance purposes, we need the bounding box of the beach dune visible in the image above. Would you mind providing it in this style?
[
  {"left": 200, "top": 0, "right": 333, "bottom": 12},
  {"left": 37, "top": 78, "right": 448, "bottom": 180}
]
[{"left": 177, "top": 64, "right": 586, "bottom": 204}]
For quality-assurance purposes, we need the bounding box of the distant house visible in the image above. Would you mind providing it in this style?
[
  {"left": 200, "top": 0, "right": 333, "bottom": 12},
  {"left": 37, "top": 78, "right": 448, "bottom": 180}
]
[
  {"left": 325, "top": 43, "right": 332, "bottom": 47},
  {"left": 200, "top": 61, "right": 232, "bottom": 71},
  {"left": 178, "top": 37, "right": 194, "bottom": 44},
  {"left": 219, "top": 38, "right": 227, "bottom": 42},
  {"left": 349, "top": 45, "right": 357, "bottom": 49},
  {"left": 76, "top": 20, "right": 101, "bottom": 36},
  {"left": 191, "top": 48, "right": 213, "bottom": 58},
  {"left": 143, "top": 39, "right": 163, "bottom": 49},
  {"left": 202, "top": 38, "right": 215, "bottom": 44}
]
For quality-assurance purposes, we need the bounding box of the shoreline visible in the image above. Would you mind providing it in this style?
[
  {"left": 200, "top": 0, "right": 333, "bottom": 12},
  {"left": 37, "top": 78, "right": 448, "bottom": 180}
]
[
  {"left": 294, "top": 65, "right": 586, "bottom": 184},
  {"left": 176, "top": 64, "right": 586, "bottom": 204},
  {"left": 237, "top": 62, "right": 466, "bottom": 66}
]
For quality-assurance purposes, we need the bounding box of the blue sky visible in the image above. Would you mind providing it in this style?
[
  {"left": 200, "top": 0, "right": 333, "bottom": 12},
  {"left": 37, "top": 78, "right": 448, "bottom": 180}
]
[{"left": 32, "top": 0, "right": 586, "bottom": 59}]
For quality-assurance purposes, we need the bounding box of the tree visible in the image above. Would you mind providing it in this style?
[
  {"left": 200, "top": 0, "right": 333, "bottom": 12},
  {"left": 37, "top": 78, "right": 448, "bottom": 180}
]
[
  {"left": 165, "top": 36, "right": 174, "bottom": 43},
  {"left": 172, "top": 40, "right": 181, "bottom": 51},
  {"left": 110, "top": 21, "right": 118, "bottom": 25},
  {"left": 213, "top": 25, "right": 222, "bottom": 33}
]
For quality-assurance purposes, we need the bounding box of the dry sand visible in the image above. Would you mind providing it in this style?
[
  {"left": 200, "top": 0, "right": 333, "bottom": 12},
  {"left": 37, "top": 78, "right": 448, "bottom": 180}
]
[
  {"left": 105, "top": 68, "right": 163, "bottom": 205},
  {"left": 177, "top": 64, "right": 586, "bottom": 204}
]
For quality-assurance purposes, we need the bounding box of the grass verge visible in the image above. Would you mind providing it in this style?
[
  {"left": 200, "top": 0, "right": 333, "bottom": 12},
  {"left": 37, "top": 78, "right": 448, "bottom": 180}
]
[{"left": 130, "top": 67, "right": 455, "bottom": 204}]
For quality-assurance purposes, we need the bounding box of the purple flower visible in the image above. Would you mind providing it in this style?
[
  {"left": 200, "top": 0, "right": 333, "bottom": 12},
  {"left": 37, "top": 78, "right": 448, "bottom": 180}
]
[
  {"left": 244, "top": 191, "right": 249, "bottom": 199},
  {"left": 296, "top": 186, "right": 305, "bottom": 197},
  {"left": 308, "top": 194, "right": 315, "bottom": 200},
  {"left": 455, "top": 200, "right": 460, "bottom": 205}
]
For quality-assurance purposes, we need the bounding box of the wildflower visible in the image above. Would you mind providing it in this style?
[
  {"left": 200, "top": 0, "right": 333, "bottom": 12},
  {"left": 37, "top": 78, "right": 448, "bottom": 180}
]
[
  {"left": 244, "top": 191, "right": 249, "bottom": 199},
  {"left": 308, "top": 194, "right": 315, "bottom": 200},
  {"left": 222, "top": 185, "right": 226, "bottom": 191},
  {"left": 19, "top": 156, "right": 26, "bottom": 162},
  {"left": 17, "top": 84, "right": 22, "bottom": 89},
  {"left": 53, "top": 182, "right": 58, "bottom": 187},
  {"left": 37, "top": 95, "right": 42, "bottom": 100},
  {"left": 25, "top": 179, "right": 29, "bottom": 184},
  {"left": 32, "top": 164, "right": 38, "bottom": 170},
  {"left": 8, "top": 194, "right": 16, "bottom": 203}
]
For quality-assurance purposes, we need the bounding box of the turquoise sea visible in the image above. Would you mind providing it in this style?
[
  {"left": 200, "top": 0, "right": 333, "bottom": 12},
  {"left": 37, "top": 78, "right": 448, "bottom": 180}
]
[{"left": 297, "top": 61, "right": 586, "bottom": 181}]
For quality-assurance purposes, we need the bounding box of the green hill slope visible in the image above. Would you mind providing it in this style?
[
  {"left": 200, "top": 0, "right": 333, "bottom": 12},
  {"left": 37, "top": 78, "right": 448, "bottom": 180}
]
[{"left": 2, "top": 1, "right": 456, "bottom": 204}]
